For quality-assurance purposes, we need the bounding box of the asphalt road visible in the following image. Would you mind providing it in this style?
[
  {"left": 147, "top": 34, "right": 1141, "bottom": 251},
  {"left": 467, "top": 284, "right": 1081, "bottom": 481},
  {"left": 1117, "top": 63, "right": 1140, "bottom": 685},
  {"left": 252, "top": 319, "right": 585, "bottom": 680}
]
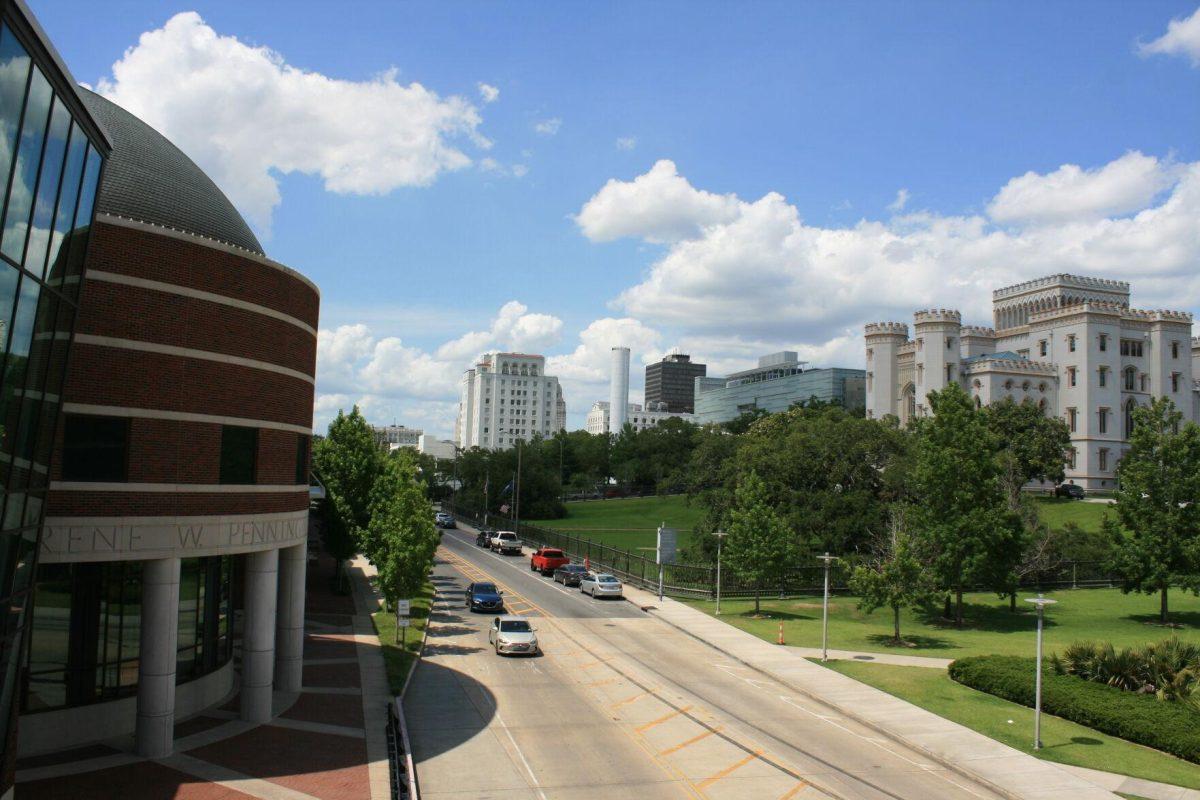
[{"left": 403, "top": 523, "right": 1008, "bottom": 800}]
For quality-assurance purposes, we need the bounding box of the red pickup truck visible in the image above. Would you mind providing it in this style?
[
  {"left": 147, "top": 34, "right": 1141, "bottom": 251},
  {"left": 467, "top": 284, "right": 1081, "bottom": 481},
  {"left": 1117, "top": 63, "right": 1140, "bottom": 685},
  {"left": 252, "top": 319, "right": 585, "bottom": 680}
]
[{"left": 530, "top": 547, "right": 570, "bottom": 576}]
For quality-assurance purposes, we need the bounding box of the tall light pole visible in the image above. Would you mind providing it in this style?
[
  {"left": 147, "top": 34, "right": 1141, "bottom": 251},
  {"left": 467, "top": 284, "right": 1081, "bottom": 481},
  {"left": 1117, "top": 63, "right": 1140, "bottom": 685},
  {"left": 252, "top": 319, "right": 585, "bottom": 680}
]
[
  {"left": 713, "top": 531, "right": 728, "bottom": 615},
  {"left": 816, "top": 552, "right": 838, "bottom": 662},
  {"left": 1024, "top": 594, "right": 1057, "bottom": 750}
]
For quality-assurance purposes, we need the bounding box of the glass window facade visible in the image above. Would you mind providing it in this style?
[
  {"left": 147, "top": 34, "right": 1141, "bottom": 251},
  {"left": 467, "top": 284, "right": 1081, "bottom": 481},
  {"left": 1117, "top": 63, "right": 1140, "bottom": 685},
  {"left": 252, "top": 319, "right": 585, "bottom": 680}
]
[
  {"left": 0, "top": 13, "right": 106, "bottom": 775},
  {"left": 23, "top": 556, "right": 235, "bottom": 712}
]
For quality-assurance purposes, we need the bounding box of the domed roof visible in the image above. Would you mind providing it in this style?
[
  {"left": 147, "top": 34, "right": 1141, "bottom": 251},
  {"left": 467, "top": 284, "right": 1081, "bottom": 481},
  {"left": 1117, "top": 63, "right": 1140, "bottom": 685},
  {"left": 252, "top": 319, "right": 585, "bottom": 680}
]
[{"left": 79, "top": 90, "right": 263, "bottom": 255}]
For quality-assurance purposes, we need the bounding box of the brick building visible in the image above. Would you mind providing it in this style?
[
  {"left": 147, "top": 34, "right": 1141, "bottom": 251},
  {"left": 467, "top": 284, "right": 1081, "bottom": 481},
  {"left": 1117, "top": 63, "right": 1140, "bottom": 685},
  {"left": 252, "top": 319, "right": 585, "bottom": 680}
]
[{"left": 15, "top": 86, "right": 319, "bottom": 764}]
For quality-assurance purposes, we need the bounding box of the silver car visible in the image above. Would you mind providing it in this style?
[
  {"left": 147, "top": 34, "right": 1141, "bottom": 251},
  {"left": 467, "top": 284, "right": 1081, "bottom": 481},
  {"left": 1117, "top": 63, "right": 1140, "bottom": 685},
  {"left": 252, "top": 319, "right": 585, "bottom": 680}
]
[
  {"left": 488, "top": 615, "right": 538, "bottom": 655},
  {"left": 579, "top": 572, "right": 623, "bottom": 599}
]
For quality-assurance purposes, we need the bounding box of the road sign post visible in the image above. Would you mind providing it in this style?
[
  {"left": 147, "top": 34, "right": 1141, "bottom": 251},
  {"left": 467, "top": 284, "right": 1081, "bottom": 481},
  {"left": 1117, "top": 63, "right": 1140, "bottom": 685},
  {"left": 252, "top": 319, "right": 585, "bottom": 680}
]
[
  {"left": 657, "top": 523, "right": 677, "bottom": 602},
  {"left": 396, "top": 599, "right": 412, "bottom": 649}
]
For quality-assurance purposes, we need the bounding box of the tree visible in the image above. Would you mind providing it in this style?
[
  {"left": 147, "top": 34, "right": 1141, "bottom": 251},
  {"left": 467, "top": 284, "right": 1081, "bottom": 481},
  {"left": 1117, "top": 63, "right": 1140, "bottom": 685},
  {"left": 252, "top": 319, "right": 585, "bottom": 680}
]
[
  {"left": 850, "top": 511, "right": 938, "bottom": 645},
  {"left": 313, "top": 406, "right": 383, "bottom": 535},
  {"left": 1108, "top": 397, "right": 1200, "bottom": 624},
  {"left": 369, "top": 453, "right": 440, "bottom": 625},
  {"left": 908, "top": 383, "right": 1025, "bottom": 626},
  {"left": 724, "top": 470, "right": 797, "bottom": 616},
  {"left": 983, "top": 398, "right": 1070, "bottom": 506},
  {"left": 321, "top": 490, "right": 358, "bottom": 591}
]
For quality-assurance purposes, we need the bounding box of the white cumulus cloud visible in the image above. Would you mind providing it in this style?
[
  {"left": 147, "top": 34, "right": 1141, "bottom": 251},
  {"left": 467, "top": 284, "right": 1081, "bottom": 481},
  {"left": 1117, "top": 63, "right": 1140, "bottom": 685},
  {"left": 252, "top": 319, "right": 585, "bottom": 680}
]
[
  {"left": 478, "top": 82, "right": 500, "bottom": 103},
  {"left": 534, "top": 117, "right": 561, "bottom": 136},
  {"left": 574, "top": 159, "right": 742, "bottom": 244},
  {"left": 97, "top": 12, "right": 489, "bottom": 231},
  {"left": 1139, "top": 5, "right": 1200, "bottom": 66},
  {"left": 888, "top": 188, "right": 910, "bottom": 212},
  {"left": 577, "top": 155, "right": 1200, "bottom": 350},
  {"left": 987, "top": 151, "right": 1179, "bottom": 225},
  {"left": 616, "top": 136, "right": 637, "bottom": 151}
]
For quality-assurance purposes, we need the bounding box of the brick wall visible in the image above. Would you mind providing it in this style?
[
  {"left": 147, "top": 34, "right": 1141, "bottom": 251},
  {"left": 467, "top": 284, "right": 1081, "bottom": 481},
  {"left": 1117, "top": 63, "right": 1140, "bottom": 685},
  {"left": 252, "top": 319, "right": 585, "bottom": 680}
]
[{"left": 48, "top": 221, "right": 318, "bottom": 522}]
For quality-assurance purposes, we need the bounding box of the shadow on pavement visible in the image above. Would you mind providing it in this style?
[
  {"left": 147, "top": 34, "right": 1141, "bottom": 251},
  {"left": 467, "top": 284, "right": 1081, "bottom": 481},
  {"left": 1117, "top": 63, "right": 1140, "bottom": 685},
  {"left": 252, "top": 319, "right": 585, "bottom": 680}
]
[{"left": 402, "top": 658, "right": 498, "bottom": 761}]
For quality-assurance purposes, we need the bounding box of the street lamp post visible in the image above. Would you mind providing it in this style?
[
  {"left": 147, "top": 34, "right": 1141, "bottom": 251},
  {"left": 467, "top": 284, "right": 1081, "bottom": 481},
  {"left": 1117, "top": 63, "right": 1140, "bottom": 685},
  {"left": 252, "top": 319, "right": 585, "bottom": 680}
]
[
  {"left": 1024, "top": 594, "right": 1057, "bottom": 750},
  {"left": 816, "top": 552, "right": 838, "bottom": 662},
  {"left": 713, "top": 531, "right": 728, "bottom": 615}
]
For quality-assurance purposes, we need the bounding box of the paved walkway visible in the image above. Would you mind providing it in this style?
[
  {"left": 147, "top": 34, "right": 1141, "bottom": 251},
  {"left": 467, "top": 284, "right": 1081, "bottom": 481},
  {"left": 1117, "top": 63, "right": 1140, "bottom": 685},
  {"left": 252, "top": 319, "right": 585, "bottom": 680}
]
[
  {"left": 783, "top": 644, "right": 953, "bottom": 668},
  {"left": 1060, "top": 765, "right": 1200, "bottom": 800},
  {"left": 16, "top": 552, "right": 388, "bottom": 800},
  {"left": 622, "top": 583, "right": 1121, "bottom": 800}
]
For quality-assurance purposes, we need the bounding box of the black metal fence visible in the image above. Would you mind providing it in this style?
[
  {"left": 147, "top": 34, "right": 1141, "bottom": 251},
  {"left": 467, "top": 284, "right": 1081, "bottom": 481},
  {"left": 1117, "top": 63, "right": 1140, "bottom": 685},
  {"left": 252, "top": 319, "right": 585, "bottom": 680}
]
[{"left": 444, "top": 502, "right": 1118, "bottom": 600}]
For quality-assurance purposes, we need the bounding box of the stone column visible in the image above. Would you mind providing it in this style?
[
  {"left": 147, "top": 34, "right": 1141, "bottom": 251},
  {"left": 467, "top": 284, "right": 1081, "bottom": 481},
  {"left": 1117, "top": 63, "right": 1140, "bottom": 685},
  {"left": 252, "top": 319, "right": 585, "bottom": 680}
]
[
  {"left": 136, "top": 557, "right": 181, "bottom": 758},
  {"left": 241, "top": 548, "right": 279, "bottom": 723},
  {"left": 274, "top": 541, "right": 307, "bottom": 693}
]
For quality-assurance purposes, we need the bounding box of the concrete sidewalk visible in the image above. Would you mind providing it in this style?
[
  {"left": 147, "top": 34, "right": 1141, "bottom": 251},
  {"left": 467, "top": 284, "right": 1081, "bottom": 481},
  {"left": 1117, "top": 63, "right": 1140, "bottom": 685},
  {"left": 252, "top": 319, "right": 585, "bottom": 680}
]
[
  {"left": 622, "top": 582, "right": 1120, "bottom": 800},
  {"left": 784, "top": 644, "right": 953, "bottom": 669}
]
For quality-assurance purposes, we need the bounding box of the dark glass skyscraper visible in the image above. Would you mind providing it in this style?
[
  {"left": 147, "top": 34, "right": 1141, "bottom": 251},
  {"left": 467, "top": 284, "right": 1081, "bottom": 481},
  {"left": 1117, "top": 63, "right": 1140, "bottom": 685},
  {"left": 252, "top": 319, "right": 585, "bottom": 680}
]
[
  {"left": 0, "top": 1, "right": 109, "bottom": 793},
  {"left": 644, "top": 353, "right": 706, "bottom": 414}
]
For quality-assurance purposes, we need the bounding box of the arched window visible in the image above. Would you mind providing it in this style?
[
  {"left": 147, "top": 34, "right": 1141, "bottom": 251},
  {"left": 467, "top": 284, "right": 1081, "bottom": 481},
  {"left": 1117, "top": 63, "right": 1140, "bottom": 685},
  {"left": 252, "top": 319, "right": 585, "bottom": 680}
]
[
  {"left": 901, "top": 383, "right": 916, "bottom": 425},
  {"left": 1124, "top": 399, "right": 1136, "bottom": 439},
  {"left": 1123, "top": 367, "right": 1136, "bottom": 391},
  {"left": 974, "top": 396, "right": 982, "bottom": 410}
]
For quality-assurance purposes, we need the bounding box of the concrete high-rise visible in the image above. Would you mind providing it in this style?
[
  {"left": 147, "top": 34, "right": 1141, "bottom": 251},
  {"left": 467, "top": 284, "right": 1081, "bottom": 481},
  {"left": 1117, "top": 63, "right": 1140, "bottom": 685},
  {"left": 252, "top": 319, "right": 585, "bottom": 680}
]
[
  {"left": 456, "top": 352, "right": 564, "bottom": 450},
  {"left": 645, "top": 352, "right": 706, "bottom": 413},
  {"left": 609, "top": 346, "right": 630, "bottom": 433}
]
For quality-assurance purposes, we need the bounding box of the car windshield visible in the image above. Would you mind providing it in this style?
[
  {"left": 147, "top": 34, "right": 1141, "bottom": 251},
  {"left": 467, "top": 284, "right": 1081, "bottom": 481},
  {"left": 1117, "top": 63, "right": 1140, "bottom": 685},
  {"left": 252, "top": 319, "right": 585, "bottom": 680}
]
[
  {"left": 499, "top": 533, "right": 516, "bottom": 539},
  {"left": 598, "top": 575, "right": 619, "bottom": 583},
  {"left": 473, "top": 584, "right": 497, "bottom": 594},
  {"left": 500, "top": 620, "right": 531, "bottom": 632}
]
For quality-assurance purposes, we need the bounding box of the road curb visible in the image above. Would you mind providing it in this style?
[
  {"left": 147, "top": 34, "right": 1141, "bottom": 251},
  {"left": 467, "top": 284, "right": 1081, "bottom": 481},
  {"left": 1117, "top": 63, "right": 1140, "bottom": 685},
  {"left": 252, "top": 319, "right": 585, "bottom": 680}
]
[
  {"left": 393, "top": 578, "right": 436, "bottom": 800},
  {"left": 623, "top": 592, "right": 1114, "bottom": 800}
]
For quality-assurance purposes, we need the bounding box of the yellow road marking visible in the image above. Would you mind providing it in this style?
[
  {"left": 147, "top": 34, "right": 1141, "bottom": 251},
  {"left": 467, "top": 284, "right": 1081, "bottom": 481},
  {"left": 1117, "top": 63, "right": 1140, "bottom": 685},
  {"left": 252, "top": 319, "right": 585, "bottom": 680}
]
[
  {"left": 777, "top": 782, "right": 810, "bottom": 799},
  {"left": 635, "top": 705, "right": 692, "bottom": 734},
  {"left": 611, "top": 690, "right": 652, "bottom": 709},
  {"left": 696, "top": 750, "right": 762, "bottom": 789},
  {"left": 658, "top": 727, "right": 720, "bottom": 756}
]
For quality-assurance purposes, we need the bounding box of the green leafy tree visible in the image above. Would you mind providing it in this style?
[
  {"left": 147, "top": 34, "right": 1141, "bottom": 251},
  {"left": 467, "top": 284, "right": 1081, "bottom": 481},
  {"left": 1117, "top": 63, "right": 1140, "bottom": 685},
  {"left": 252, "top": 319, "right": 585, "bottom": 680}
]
[
  {"left": 1107, "top": 397, "right": 1200, "bottom": 624},
  {"left": 724, "top": 470, "right": 797, "bottom": 616},
  {"left": 850, "top": 512, "right": 938, "bottom": 645},
  {"left": 313, "top": 406, "right": 383, "bottom": 535},
  {"left": 909, "top": 383, "right": 1024, "bottom": 626},
  {"left": 369, "top": 453, "right": 440, "bottom": 619},
  {"left": 983, "top": 397, "right": 1071, "bottom": 506},
  {"left": 322, "top": 490, "right": 358, "bottom": 591}
]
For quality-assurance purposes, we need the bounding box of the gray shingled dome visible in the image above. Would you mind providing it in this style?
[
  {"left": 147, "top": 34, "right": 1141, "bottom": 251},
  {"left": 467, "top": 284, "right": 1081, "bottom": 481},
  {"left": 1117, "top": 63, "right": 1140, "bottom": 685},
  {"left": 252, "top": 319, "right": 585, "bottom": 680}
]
[{"left": 79, "top": 90, "right": 263, "bottom": 255}]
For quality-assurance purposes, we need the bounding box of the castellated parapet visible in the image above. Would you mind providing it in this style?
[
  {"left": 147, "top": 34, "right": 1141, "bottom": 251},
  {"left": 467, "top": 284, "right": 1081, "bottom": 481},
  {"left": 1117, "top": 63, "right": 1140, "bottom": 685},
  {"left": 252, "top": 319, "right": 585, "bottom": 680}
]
[
  {"left": 864, "top": 321, "right": 909, "bottom": 338},
  {"left": 992, "top": 273, "right": 1130, "bottom": 301},
  {"left": 960, "top": 326, "right": 996, "bottom": 338},
  {"left": 913, "top": 309, "right": 962, "bottom": 326}
]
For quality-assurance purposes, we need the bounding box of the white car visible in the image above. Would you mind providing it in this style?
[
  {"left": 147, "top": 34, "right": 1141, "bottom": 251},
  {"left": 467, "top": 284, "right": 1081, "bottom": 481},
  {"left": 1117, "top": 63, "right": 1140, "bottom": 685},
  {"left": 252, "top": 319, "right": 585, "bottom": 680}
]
[
  {"left": 488, "top": 615, "right": 538, "bottom": 655},
  {"left": 580, "top": 572, "right": 623, "bottom": 599},
  {"left": 491, "top": 531, "right": 522, "bottom": 555}
]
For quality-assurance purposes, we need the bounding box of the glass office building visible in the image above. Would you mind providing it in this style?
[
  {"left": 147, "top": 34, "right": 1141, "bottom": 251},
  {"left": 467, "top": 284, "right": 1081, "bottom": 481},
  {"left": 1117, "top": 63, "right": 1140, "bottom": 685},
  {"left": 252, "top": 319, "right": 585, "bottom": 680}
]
[
  {"left": 0, "top": 1, "right": 109, "bottom": 793},
  {"left": 694, "top": 352, "right": 866, "bottom": 425}
]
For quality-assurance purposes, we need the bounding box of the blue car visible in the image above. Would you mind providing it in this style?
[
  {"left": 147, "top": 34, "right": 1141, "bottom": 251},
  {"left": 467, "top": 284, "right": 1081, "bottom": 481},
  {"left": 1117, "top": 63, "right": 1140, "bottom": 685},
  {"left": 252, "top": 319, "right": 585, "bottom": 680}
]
[{"left": 466, "top": 581, "right": 504, "bottom": 613}]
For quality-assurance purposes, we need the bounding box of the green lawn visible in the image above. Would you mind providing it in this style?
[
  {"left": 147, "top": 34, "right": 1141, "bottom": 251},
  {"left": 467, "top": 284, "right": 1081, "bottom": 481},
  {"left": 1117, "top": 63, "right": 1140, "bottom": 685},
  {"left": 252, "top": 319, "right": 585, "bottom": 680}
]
[
  {"left": 1033, "top": 496, "right": 1115, "bottom": 534},
  {"left": 683, "top": 587, "right": 1200, "bottom": 659},
  {"left": 526, "top": 494, "right": 1107, "bottom": 554},
  {"left": 371, "top": 580, "right": 435, "bottom": 694},
  {"left": 821, "top": 660, "right": 1200, "bottom": 790},
  {"left": 527, "top": 495, "right": 705, "bottom": 552}
]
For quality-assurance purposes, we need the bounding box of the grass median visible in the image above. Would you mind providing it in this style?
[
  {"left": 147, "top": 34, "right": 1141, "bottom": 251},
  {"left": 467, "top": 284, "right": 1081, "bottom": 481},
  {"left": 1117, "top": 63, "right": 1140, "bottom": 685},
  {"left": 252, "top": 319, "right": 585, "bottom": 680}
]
[
  {"left": 818, "top": 660, "right": 1200, "bottom": 790},
  {"left": 527, "top": 495, "right": 704, "bottom": 551},
  {"left": 371, "top": 580, "right": 435, "bottom": 694}
]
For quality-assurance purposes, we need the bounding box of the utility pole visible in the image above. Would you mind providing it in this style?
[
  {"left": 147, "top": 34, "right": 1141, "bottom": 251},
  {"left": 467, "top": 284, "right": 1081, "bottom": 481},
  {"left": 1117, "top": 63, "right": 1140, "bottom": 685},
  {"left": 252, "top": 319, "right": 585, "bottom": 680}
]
[
  {"left": 514, "top": 439, "right": 522, "bottom": 529},
  {"left": 816, "top": 552, "right": 838, "bottom": 662},
  {"left": 714, "top": 531, "right": 728, "bottom": 615},
  {"left": 1025, "top": 594, "right": 1057, "bottom": 750}
]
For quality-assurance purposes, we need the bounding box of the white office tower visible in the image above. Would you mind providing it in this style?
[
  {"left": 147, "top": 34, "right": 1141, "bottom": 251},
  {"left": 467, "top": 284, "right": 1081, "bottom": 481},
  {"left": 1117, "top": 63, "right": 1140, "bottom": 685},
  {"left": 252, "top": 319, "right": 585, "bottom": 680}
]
[
  {"left": 609, "top": 346, "right": 631, "bottom": 434},
  {"left": 456, "top": 352, "right": 564, "bottom": 450}
]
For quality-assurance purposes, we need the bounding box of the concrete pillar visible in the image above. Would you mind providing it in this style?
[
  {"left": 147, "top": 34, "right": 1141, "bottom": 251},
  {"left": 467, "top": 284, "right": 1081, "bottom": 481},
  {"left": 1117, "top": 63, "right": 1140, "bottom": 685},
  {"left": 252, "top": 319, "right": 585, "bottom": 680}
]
[
  {"left": 274, "top": 541, "right": 307, "bottom": 692},
  {"left": 241, "top": 548, "right": 279, "bottom": 723},
  {"left": 136, "top": 557, "right": 181, "bottom": 758}
]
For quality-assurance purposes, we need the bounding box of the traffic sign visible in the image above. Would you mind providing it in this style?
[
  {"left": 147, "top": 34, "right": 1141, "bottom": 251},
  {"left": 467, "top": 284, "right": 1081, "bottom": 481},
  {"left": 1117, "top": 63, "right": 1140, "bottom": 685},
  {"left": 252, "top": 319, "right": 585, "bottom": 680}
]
[
  {"left": 397, "top": 617, "right": 411, "bottom": 628},
  {"left": 396, "top": 599, "right": 411, "bottom": 617},
  {"left": 657, "top": 525, "right": 677, "bottom": 565}
]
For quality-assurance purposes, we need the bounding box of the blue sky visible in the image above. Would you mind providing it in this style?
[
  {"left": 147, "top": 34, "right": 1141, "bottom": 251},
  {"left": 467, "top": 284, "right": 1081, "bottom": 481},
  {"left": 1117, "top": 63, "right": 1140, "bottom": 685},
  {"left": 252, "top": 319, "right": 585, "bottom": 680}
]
[{"left": 32, "top": 1, "right": 1200, "bottom": 436}]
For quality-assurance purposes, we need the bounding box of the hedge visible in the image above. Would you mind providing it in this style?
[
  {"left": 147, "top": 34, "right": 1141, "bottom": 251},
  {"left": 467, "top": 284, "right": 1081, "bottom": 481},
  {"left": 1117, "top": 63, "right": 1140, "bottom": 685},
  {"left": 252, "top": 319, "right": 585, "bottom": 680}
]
[{"left": 949, "top": 655, "right": 1200, "bottom": 764}]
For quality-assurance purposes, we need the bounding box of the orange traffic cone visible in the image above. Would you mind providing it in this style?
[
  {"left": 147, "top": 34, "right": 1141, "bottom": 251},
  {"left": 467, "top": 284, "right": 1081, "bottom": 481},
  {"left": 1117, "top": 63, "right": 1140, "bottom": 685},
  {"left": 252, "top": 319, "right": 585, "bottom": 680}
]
[{"left": 777, "top": 621, "right": 785, "bottom": 645}]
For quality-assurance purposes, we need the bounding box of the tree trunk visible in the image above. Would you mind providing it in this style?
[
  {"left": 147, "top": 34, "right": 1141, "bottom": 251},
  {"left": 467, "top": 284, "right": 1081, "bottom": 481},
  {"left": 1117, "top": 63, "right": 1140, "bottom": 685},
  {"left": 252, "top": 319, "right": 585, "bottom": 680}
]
[
  {"left": 955, "top": 587, "right": 964, "bottom": 627},
  {"left": 1161, "top": 585, "right": 1169, "bottom": 624},
  {"left": 943, "top": 595, "right": 952, "bottom": 620},
  {"left": 1009, "top": 592, "right": 1016, "bottom": 613},
  {"left": 754, "top": 589, "right": 761, "bottom": 616},
  {"left": 893, "top": 605, "right": 901, "bottom": 644}
]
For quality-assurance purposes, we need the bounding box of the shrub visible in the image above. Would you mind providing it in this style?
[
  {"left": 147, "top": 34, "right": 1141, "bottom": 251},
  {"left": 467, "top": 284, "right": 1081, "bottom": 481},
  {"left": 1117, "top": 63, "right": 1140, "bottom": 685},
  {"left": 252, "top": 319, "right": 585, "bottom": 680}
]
[
  {"left": 950, "top": 654, "right": 1200, "bottom": 763},
  {"left": 1049, "top": 638, "right": 1200, "bottom": 698}
]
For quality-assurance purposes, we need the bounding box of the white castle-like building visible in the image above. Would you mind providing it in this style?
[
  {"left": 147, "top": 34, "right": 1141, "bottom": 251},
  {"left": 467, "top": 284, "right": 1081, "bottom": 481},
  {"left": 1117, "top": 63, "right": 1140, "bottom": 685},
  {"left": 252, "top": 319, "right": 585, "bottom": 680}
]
[
  {"left": 584, "top": 400, "right": 697, "bottom": 435},
  {"left": 866, "top": 274, "right": 1200, "bottom": 491},
  {"left": 456, "top": 352, "right": 567, "bottom": 450}
]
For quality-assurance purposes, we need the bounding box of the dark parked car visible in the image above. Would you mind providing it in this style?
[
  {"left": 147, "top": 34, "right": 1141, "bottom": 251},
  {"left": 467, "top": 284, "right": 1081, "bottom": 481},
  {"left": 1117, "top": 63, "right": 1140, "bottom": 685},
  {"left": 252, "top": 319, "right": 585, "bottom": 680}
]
[
  {"left": 1054, "top": 483, "right": 1085, "bottom": 499},
  {"left": 553, "top": 563, "right": 589, "bottom": 587},
  {"left": 466, "top": 581, "right": 504, "bottom": 612},
  {"left": 476, "top": 530, "right": 495, "bottom": 547}
]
